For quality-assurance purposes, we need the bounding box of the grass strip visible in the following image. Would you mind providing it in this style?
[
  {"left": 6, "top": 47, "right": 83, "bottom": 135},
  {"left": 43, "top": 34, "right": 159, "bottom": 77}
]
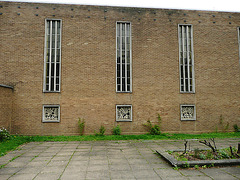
[
  {"left": 0, "top": 132, "right": 239, "bottom": 158},
  {"left": 0, "top": 136, "right": 33, "bottom": 157}
]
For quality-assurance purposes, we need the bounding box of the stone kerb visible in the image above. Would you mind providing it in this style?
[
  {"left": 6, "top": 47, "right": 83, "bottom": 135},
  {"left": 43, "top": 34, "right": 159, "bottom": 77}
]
[{"left": 156, "top": 149, "right": 240, "bottom": 168}]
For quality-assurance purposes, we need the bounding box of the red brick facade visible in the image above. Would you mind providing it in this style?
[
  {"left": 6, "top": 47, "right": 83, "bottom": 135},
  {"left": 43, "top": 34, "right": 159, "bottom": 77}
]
[{"left": 0, "top": 1, "right": 239, "bottom": 135}]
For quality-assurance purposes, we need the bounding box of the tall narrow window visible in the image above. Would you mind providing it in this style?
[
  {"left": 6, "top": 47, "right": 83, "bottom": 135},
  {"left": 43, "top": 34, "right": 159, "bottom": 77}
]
[
  {"left": 44, "top": 19, "right": 61, "bottom": 92},
  {"left": 238, "top": 27, "right": 240, "bottom": 64},
  {"left": 178, "top": 25, "right": 195, "bottom": 93},
  {"left": 116, "top": 22, "right": 132, "bottom": 92}
]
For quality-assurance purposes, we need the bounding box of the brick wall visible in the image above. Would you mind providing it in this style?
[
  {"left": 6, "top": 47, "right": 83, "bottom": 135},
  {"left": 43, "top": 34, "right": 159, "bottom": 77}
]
[
  {"left": 0, "top": 2, "right": 239, "bottom": 135},
  {"left": 0, "top": 85, "right": 13, "bottom": 132}
]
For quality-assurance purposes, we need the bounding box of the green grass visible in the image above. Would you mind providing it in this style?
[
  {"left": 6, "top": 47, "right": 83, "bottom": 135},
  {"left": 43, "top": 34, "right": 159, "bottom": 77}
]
[
  {"left": 0, "top": 132, "right": 239, "bottom": 157},
  {"left": 0, "top": 136, "right": 34, "bottom": 157}
]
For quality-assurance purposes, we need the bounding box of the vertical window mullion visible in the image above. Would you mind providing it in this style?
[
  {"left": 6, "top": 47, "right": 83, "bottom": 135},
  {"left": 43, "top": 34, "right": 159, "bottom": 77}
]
[
  {"left": 179, "top": 26, "right": 182, "bottom": 92},
  {"left": 116, "top": 23, "right": 117, "bottom": 91},
  {"left": 44, "top": 20, "right": 49, "bottom": 91},
  {"left": 48, "top": 21, "right": 52, "bottom": 92},
  {"left": 182, "top": 26, "right": 186, "bottom": 92},
  {"left": 186, "top": 26, "right": 190, "bottom": 91},
  {"left": 191, "top": 26, "right": 194, "bottom": 92},
  {"left": 238, "top": 27, "right": 240, "bottom": 65},
  {"left": 59, "top": 21, "right": 61, "bottom": 91},
  {"left": 120, "top": 23, "right": 122, "bottom": 92},
  {"left": 54, "top": 21, "right": 57, "bottom": 91},
  {"left": 130, "top": 23, "right": 132, "bottom": 92},
  {"left": 125, "top": 24, "right": 127, "bottom": 91}
]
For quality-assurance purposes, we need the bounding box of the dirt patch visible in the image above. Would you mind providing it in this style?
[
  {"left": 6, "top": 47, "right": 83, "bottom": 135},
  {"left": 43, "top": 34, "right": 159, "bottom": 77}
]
[{"left": 169, "top": 148, "right": 240, "bottom": 161}]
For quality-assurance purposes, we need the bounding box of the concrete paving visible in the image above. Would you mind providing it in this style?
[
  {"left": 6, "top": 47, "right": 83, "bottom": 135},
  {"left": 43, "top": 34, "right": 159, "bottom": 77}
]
[{"left": 0, "top": 138, "right": 239, "bottom": 180}]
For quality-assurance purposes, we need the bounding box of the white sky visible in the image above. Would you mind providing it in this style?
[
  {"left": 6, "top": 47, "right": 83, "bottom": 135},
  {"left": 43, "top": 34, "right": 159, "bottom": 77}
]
[{"left": 2, "top": 0, "right": 240, "bottom": 13}]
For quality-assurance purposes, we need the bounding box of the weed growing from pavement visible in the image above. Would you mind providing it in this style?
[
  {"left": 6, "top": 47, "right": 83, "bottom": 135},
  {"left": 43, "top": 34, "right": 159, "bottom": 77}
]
[
  {"left": 78, "top": 118, "right": 85, "bottom": 136},
  {"left": 112, "top": 125, "right": 121, "bottom": 135},
  {"left": 95, "top": 125, "right": 106, "bottom": 136}
]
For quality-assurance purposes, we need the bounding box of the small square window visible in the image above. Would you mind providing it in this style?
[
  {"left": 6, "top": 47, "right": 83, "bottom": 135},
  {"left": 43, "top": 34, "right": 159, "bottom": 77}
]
[
  {"left": 42, "top": 105, "right": 60, "bottom": 122},
  {"left": 180, "top": 105, "right": 196, "bottom": 121},
  {"left": 116, "top": 105, "right": 132, "bottom": 121}
]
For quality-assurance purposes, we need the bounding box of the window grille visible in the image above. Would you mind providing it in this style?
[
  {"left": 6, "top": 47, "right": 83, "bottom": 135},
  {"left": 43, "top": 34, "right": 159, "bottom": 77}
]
[
  {"left": 42, "top": 105, "right": 60, "bottom": 122},
  {"left": 116, "top": 22, "right": 132, "bottom": 92},
  {"left": 116, "top": 105, "right": 132, "bottom": 121},
  {"left": 43, "top": 19, "right": 61, "bottom": 92},
  {"left": 179, "top": 25, "right": 195, "bottom": 93},
  {"left": 180, "top": 105, "right": 196, "bottom": 121}
]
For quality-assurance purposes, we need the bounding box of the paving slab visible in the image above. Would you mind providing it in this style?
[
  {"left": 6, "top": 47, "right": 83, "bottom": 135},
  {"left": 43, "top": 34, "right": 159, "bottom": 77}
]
[
  {"left": 85, "top": 170, "right": 110, "bottom": 179},
  {"left": 200, "top": 168, "right": 239, "bottom": 179},
  {"left": 109, "top": 164, "right": 132, "bottom": 171},
  {"left": 4, "top": 161, "right": 29, "bottom": 168},
  {"left": 221, "top": 167, "right": 240, "bottom": 177},
  {"left": 17, "top": 167, "right": 42, "bottom": 174},
  {"left": 25, "top": 161, "right": 49, "bottom": 167},
  {"left": 64, "top": 165, "right": 88, "bottom": 172},
  {"left": 0, "top": 138, "right": 239, "bottom": 179},
  {"left": 155, "top": 168, "right": 183, "bottom": 178},
  {"left": 0, "top": 167, "right": 22, "bottom": 175},
  {"left": 60, "top": 171, "right": 86, "bottom": 180},
  {"left": 188, "top": 176, "right": 212, "bottom": 180},
  {"left": 110, "top": 170, "right": 135, "bottom": 179},
  {"left": 130, "top": 164, "right": 153, "bottom": 170},
  {"left": 132, "top": 169, "right": 160, "bottom": 179},
  {"left": 8, "top": 173, "right": 37, "bottom": 180},
  {"left": 34, "top": 172, "right": 61, "bottom": 180}
]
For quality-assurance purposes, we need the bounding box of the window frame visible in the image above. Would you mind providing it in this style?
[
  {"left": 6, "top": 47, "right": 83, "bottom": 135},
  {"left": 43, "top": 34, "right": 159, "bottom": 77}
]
[
  {"left": 42, "top": 105, "right": 60, "bottom": 123},
  {"left": 43, "top": 19, "right": 62, "bottom": 92},
  {"left": 116, "top": 105, "right": 132, "bottom": 122},
  {"left": 178, "top": 24, "right": 195, "bottom": 93},
  {"left": 116, "top": 21, "right": 132, "bottom": 93},
  {"left": 238, "top": 27, "right": 240, "bottom": 65},
  {"left": 180, "top": 104, "right": 196, "bottom": 121}
]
